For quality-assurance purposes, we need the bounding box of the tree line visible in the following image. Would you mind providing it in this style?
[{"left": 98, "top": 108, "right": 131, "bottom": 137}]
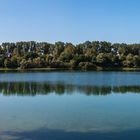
[{"left": 0, "top": 41, "right": 140, "bottom": 69}]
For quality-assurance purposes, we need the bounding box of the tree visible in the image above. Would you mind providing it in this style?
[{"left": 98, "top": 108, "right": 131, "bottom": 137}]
[
  {"left": 133, "top": 55, "right": 140, "bottom": 67},
  {"left": 123, "top": 53, "right": 134, "bottom": 67},
  {"left": 96, "top": 53, "right": 111, "bottom": 67},
  {"left": 0, "top": 40, "right": 140, "bottom": 69}
]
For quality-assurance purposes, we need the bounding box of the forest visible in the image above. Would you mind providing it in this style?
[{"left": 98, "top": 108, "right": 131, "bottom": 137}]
[{"left": 0, "top": 41, "right": 140, "bottom": 70}]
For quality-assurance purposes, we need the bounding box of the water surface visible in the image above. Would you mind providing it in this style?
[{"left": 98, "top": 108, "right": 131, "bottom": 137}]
[{"left": 0, "top": 71, "right": 140, "bottom": 140}]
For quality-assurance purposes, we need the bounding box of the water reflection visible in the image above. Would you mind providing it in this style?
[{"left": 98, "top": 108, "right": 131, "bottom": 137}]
[
  {"left": 0, "top": 82, "right": 140, "bottom": 96},
  {"left": 1, "top": 127, "right": 140, "bottom": 140}
]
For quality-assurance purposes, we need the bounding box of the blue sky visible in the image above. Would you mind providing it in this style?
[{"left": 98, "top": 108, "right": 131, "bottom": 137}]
[{"left": 0, "top": 0, "right": 140, "bottom": 44}]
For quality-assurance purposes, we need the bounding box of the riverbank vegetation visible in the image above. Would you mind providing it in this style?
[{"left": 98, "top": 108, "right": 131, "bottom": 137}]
[{"left": 0, "top": 41, "right": 140, "bottom": 70}]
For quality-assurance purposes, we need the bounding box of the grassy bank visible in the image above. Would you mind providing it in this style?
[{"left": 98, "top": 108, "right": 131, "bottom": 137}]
[{"left": 0, "top": 67, "right": 140, "bottom": 72}]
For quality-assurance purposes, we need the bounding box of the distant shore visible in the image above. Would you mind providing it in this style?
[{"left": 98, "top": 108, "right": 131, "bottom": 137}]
[
  {"left": 0, "top": 67, "right": 140, "bottom": 72},
  {"left": 1, "top": 41, "right": 140, "bottom": 71}
]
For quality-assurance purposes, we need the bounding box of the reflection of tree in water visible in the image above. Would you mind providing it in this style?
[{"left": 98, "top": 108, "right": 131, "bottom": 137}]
[{"left": 0, "top": 82, "right": 140, "bottom": 96}]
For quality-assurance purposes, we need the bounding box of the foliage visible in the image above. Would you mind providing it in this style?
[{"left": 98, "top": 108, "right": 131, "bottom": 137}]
[{"left": 0, "top": 41, "right": 140, "bottom": 69}]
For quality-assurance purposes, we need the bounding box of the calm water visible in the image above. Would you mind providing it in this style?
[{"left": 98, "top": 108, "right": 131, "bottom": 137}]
[{"left": 0, "top": 71, "right": 140, "bottom": 140}]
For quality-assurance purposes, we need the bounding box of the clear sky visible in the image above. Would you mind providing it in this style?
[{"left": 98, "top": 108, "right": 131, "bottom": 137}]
[{"left": 0, "top": 0, "right": 140, "bottom": 44}]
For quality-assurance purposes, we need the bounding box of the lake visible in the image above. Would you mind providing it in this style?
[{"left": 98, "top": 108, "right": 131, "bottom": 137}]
[{"left": 0, "top": 71, "right": 140, "bottom": 140}]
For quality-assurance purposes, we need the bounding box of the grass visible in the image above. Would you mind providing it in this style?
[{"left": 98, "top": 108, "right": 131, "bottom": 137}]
[{"left": 0, "top": 67, "right": 140, "bottom": 72}]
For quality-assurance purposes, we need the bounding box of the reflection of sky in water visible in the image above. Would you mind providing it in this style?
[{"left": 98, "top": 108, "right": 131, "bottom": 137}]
[
  {"left": 0, "top": 72, "right": 140, "bottom": 140},
  {"left": 0, "top": 93, "right": 140, "bottom": 133}
]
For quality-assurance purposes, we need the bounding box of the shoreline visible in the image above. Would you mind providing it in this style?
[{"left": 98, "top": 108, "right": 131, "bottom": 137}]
[{"left": 0, "top": 67, "right": 140, "bottom": 72}]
